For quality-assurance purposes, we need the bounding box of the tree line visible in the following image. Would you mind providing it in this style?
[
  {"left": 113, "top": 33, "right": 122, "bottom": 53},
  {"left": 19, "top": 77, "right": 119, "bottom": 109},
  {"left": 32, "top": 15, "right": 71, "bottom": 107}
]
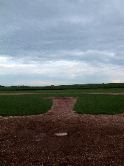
[{"left": 0, "top": 83, "right": 124, "bottom": 91}]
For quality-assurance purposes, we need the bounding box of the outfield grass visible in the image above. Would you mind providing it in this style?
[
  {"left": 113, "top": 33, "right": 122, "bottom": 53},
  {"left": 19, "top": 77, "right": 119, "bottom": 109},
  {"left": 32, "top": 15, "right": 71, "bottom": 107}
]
[
  {"left": 0, "top": 90, "right": 124, "bottom": 116},
  {"left": 75, "top": 94, "right": 124, "bottom": 115},
  {"left": 0, "top": 87, "right": 124, "bottom": 94},
  {"left": 0, "top": 95, "right": 52, "bottom": 116}
]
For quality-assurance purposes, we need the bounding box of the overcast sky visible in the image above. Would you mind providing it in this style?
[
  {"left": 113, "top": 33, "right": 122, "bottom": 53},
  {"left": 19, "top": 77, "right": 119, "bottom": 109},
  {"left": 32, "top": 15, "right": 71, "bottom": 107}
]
[{"left": 0, "top": 0, "right": 124, "bottom": 85}]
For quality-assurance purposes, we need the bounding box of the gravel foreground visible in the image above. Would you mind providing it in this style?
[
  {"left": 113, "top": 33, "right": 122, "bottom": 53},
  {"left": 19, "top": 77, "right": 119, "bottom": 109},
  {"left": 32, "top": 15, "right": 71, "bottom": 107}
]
[{"left": 0, "top": 97, "right": 124, "bottom": 166}]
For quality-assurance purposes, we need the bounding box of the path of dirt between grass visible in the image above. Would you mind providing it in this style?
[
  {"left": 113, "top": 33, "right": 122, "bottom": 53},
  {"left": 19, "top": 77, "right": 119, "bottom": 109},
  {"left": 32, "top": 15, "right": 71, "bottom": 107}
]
[
  {"left": 0, "top": 97, "right": 124, "bottom": 166},
  {"left": 0, "top": 92, "right": 124, "bottom": 96},
  {"left": 0, "top": 92, "right": 47, "bottom": 95}
]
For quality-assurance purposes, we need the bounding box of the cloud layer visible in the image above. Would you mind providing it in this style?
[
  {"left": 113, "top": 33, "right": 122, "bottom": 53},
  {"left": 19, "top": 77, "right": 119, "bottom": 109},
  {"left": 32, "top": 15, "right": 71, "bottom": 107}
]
[{"left": 0, "top": 0, "right": 124, "bottom": 85}]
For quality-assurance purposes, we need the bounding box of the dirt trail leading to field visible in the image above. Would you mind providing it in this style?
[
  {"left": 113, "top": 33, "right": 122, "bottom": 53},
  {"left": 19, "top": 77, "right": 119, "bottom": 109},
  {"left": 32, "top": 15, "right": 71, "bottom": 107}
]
[
  {"left": 0, "top": 97, "right": 124, "bottom": 166},
  {"left": 0, "top": 92, "right": 124, "bottom": 96},
  {"left": 47, "top": 97, "right": 77, "bottom": 117}
]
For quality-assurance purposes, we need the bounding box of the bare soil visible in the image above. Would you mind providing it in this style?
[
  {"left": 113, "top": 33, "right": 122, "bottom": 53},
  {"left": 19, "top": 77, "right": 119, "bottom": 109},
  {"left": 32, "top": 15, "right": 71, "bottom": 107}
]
[
  {"left": 0, "top": 97, "right": 124, "bottom": 166},
  {"left": 0, "top": 92, "right": 124, "bottom": 96}
]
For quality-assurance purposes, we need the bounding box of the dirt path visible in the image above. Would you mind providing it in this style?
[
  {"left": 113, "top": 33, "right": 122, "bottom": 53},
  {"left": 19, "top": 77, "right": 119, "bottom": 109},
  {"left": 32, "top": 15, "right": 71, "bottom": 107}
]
[
  {"left": 0, "top": 92, "right": 46, "bottom": 96},
  {"left": 48, "top": 97, "right": 77, "bottom": 117},
  {"left": 0, "top": 97, "right": 124, "bottom": 166},
  {"left": 0, "top": 92, "right": 124, "bottom": 96}
]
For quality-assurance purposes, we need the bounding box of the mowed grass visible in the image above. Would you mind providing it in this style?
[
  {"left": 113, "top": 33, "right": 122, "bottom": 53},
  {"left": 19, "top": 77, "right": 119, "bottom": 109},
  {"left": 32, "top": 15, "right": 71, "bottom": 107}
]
[
  {"left": 0, "top": 95, "right": 52, "bottom": 116},
  {"left": 75, "top": 94, "right": 124, "bottom": 115},
  {"left": 0, "top": 90, "right": 124, "bottom": 116},
  {"left": 0, "top": 87, "right": 124, "bottom": 94}
]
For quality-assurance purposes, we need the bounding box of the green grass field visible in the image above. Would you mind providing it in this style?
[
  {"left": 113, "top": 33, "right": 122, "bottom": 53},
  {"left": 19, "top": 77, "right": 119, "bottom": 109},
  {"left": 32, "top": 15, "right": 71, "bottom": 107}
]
[
  {"left": 0, "top": 88, "right": 124, "bottom": 116},
  {"left": 0, "top": 87, "right": 124, "bottom": 94},
  {"left": 75, "top": 94, "right": 124, "bottom": 115},
  {"left": 0, "top": 95, "right": 52, "bottom": 116}
]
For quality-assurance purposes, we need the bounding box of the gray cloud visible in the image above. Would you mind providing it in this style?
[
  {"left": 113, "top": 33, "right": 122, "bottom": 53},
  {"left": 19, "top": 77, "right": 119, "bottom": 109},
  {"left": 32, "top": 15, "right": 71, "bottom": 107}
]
[{"left": 0, "top": 0, "right": 124, "bottom": 85}]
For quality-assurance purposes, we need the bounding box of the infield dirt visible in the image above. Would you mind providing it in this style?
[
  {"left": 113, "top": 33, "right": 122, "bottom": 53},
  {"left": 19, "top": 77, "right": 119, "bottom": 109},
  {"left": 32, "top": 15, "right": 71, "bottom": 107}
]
[{"left": 0, "top": 97, "right": 124, "bottom": 166}]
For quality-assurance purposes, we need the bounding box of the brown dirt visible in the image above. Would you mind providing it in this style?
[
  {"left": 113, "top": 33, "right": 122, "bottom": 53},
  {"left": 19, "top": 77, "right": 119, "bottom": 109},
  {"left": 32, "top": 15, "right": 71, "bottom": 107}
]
[
  {"left": 0, "top": 93, "right": 46, "bottom": 96},
  {"left": 0, "top": 92, "right": 124, "bottom": 96},
  {"left": 0, "top": 97, "right": 124, "bottom": 166}
]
